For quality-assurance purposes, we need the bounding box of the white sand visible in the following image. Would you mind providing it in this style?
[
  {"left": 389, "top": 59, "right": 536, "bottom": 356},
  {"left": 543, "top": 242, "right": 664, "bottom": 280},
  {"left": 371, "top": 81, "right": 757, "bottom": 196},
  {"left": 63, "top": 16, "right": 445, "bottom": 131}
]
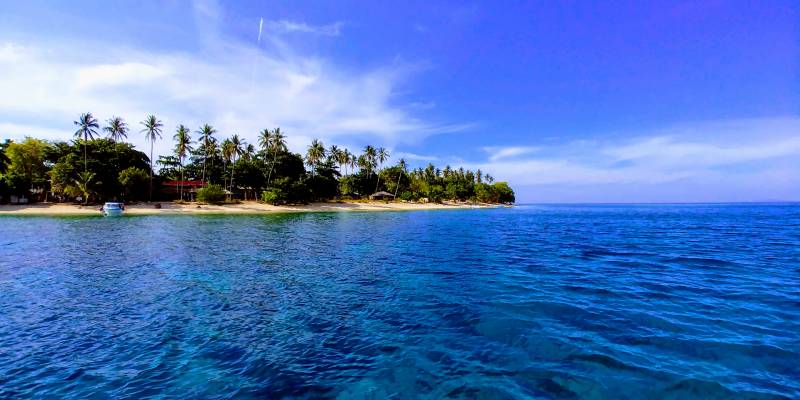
[{"left": 0, "top": 201, "right": 495, "bottom": 216}]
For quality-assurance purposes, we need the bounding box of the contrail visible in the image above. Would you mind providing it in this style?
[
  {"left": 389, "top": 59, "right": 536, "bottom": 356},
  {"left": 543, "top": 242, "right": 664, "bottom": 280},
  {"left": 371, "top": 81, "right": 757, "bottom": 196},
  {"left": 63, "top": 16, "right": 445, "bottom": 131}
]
[{"left": 257, "top": 17, "right": 263, "bottom": 44}]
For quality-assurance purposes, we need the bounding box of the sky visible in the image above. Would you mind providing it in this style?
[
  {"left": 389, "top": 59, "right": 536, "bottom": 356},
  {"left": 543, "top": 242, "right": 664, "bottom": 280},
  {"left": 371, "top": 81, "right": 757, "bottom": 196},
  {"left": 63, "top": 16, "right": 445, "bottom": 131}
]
[{"left": 0, "top": 0, "right": 798, "bottom": 203}]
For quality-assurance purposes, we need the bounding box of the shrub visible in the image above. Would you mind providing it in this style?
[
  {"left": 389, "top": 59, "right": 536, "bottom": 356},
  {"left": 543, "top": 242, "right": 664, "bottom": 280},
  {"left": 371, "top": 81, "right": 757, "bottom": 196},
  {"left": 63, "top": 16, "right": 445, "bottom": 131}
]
[
  {"left": 261, "top": 188, "right": 285, "bottom": 205},
  {"left": 197, "top": 184, "right": 226, "bottom": 204}
]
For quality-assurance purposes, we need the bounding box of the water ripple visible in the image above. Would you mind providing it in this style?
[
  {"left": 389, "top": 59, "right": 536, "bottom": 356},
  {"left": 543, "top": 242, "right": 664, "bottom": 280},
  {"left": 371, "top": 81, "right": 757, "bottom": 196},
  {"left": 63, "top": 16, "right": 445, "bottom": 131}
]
[{"left": 0, "top": 204, "right": 798, "bottom": 399}]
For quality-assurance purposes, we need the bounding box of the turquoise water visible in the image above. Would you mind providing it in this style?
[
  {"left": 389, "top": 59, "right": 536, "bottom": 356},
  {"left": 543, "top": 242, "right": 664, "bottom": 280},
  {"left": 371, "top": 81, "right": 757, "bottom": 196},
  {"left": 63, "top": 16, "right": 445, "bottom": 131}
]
[{"left": 0, "top": 205, "right": 798, "bottom": 399}]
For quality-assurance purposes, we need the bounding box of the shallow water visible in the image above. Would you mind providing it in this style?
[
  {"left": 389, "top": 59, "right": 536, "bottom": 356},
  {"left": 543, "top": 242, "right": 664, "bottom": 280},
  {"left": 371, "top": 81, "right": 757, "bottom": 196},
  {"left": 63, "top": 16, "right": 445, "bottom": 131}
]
[{"left": 1, "top": 204, "right": 798, "bottom": 399}]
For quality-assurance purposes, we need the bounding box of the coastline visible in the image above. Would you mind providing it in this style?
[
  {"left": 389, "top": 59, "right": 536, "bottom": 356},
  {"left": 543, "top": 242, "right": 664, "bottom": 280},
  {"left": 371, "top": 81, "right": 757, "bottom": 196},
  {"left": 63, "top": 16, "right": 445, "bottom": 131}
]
[{"left": 0, "top": 201, "right": 500, "bottom": 216}]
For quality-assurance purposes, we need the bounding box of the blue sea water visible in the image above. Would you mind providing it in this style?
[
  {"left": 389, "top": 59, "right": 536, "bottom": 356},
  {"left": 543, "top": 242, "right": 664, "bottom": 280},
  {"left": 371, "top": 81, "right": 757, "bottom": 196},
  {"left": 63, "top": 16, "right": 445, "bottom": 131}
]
[{"left": 0, "top": 204, "right": 798, "bottom": 399}]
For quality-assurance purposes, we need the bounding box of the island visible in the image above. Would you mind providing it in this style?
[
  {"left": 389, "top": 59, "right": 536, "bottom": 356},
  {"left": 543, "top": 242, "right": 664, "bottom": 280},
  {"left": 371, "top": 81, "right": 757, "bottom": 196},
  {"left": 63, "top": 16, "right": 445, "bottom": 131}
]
[{"left": 0, "top": 113, "right": 515, "bottom": 213}]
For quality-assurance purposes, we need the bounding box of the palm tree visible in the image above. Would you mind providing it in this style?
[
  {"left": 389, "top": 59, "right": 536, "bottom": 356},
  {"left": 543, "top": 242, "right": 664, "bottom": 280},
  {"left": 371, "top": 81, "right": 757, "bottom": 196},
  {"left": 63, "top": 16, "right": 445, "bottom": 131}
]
[
  {"left": 174, "top": 125, "right": 192, "bottom": 200},
  {"left": 140, "top": 115, "right": 163, "bottom": 201},
  {"left": 242, "top": 143, "right": 255, "bottom": 161},
  {"left": 394, "top": 158, "right": 406, "bottom": 199},
  {"left": 103, "top": 116, "right": 129, "bottom": 180},
  {"left": 374, "top": 147, "right": 389, "bottom": 193},
  {"left": 104, "top": 116, "right": 128, "bottom": 142},
  {"left": 73, "top": 112, "right": 99, "bottom": 174},
  {"left": 306, "top": 139, "right": 326, "bottom": 176},
  {"left": 363, "top": 145, "right": 377, "bottom": 180},
  {"left": 329, "top": 145, "right": 341, "bottom": 172},
  {"left": 221, "top": 138, "right": 234, "bottom": 191},
  {"left": 348, "top": 152, "right": 357, "bottom": 175},
  {"left": 197, "top": 124, "right": 216, "bottom": 184},
  {"left": 74, "top": 171, "right": 98, "bottom": 205},
  {"left": 265, "top": 128, "right": 287, "bottom": 186},
  {"left": 229, "top": 134, "right": 244, "bottom": 194}
]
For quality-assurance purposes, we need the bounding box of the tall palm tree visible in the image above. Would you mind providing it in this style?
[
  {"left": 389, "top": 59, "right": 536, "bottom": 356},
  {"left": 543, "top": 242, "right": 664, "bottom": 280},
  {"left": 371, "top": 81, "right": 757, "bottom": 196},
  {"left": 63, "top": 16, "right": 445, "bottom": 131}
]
[
  {"left": 103, "top": 116, "right": 128, "bottom": 181},
  {"left": 374, "top": 147, "right": 389, "bottom": 193},
  {"left": 394, "top": 158, "right": 407, "bottom": 199},
  {"left": 242, "top": 143, "right": 255, "bottom": 161},
  {"left": 264, "top": 128, "right": 287, "bottom": 186},
  {"left": 329, "top": 145, "right": 341, "bottom": 172},
  {"left": 140, "top": 115, "right": 163, "bottom": 201},
  {"left": 348, "top": 151, "right": 357, "bottom": 175},
  {"left": 197, "top": 124, "right": 216, "bottom": 185},
  {"left": 229, "top": 134, "right": 244, "bottom": 194},
  {"left": 173, "top": 125, "right": 192, "bottom": 201},
  {"left": 104, "top": 116, "right": 128, "bottom": 142},
  {"left": 306, "top": 139, "right": 326, "bottom": 176},
  {"left": 363, "top": 145, "right": 377, "bottom": 181},
  {"left": 221, "top": 138, "right": 234, "bottom": 191},
  {"left": 73, "top": 112, "right": 99, "bottom": 174}
]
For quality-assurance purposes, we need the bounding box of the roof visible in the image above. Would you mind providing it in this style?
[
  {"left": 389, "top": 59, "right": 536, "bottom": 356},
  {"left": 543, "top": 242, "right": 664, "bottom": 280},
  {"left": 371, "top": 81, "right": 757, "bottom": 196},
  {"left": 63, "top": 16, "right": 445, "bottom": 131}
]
[
  {"left": 370, "top": 191, "right": 395, "bottom": 197},
  {"left": 162, "top": 180, "right": 206, "bottom": 187}
]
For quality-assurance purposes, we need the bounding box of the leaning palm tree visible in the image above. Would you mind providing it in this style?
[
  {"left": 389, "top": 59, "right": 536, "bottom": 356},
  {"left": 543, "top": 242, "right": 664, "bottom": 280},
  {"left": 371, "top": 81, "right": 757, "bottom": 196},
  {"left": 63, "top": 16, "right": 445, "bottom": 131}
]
[
  {"left": 374, "top": 147, "right": 389, "bottom": 193},
  {"left": 197, "top": 124, "right": 216, "bottom": 185},
  {"left": 306, "top": 139, "right": 326, "bottom": 176},
  {"left": 140, "top": 115, "right": 163, "bottom": 201},
  {"left": 173, "top": 125, "right": 192, "bottom": 200},
  {"left": 73, "top": 112, "right": 99, "bottom": 174}
]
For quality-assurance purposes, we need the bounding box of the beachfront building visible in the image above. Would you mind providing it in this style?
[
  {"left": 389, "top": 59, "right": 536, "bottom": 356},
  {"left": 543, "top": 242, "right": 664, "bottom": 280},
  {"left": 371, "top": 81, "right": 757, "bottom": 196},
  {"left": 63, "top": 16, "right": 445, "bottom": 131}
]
[
  {"left": 161, "top": 180, "right": 206, "bottom": 201},
  {"left": 369, "top": 191, "right": 395, "bottom": 201}
]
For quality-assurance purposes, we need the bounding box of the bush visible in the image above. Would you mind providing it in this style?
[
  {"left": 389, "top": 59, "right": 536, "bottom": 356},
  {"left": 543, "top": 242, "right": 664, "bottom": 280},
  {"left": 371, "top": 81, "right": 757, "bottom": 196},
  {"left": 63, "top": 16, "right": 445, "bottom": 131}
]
[
  {"left": 118, "top": 167, "right": 149, "bottom": 201},
  {"left": 197, "top": 184, "right": 226, "bottom": 204},
  {"left": 261, "top": 188, "right": 285, "bottom": 205}
]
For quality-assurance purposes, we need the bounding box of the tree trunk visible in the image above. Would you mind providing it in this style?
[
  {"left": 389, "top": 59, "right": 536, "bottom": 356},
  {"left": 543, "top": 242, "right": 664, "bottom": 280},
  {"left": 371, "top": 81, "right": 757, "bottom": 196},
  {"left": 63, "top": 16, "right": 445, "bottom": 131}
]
[{"left": 149, "top": 142, "right": 154, "bottom": 202}]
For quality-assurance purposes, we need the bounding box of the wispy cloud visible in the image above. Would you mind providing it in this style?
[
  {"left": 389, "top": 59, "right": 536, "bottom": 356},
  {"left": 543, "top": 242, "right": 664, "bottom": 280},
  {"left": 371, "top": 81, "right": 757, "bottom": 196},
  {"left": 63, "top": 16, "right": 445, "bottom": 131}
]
[
  {"left": 465, "top": 118, "right": 800, "bottom": 202},
  {"left": 394, "top": 151, "right": 438, "bottom": 162},
  {"left": 0, "top": 20, "right": 463, "bottom": 158},
  {"left": 482, "top": 146, "right": 539, "bottom": 162},
  {"left": 265, "top": 20, "right": 344, "bottom": 36}
]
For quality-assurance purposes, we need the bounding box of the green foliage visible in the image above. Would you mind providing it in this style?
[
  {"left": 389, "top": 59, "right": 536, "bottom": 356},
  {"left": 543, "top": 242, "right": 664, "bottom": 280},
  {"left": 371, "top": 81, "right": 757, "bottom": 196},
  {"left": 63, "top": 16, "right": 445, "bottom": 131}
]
[
  {"left": 260, "top": 188, "right": 284, "bottom": 204},
  {"left": 118, "top": 167, "right": 149, "bottom": 201},
  {"left": 2, "top": 116, "right": 515, "bottom": 205},
  {"left": 196, "top": 184, "right": 226, "bottom": 204}
]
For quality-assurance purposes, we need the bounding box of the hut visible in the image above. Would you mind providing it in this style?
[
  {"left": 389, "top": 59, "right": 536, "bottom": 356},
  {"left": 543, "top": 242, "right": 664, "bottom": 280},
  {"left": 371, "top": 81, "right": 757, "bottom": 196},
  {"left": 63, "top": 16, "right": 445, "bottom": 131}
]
[{"left": 369, "top": 191, "right": 395, "bottom": 200}]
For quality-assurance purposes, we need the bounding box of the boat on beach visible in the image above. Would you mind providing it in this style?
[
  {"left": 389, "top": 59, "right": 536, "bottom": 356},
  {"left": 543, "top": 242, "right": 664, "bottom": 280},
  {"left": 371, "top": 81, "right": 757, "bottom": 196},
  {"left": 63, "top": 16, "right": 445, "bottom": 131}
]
[{"left": 101, "top": 202, "right": 125, "bottom": 216}]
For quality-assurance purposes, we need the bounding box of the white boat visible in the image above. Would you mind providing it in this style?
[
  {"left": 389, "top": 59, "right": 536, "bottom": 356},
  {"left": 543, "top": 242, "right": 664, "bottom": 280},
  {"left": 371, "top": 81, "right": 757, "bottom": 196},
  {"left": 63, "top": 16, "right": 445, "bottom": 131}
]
[{"left": 101, "top": 202, "right": 125, "bottom": 217}]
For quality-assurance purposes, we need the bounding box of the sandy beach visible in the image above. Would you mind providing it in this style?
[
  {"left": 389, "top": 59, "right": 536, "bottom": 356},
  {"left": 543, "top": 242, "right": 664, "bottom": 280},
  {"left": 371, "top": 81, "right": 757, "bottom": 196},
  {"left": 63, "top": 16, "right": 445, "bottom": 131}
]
[{"left": 0, "top": 201, "right": 496, "bottom": 216}]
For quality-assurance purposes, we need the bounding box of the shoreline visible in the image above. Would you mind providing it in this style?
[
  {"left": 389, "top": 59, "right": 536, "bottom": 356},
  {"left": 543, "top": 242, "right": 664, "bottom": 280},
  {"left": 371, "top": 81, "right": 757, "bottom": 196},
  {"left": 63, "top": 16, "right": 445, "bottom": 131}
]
[{"left": 0, "top": 201, "right": 501, "bottom": 216}]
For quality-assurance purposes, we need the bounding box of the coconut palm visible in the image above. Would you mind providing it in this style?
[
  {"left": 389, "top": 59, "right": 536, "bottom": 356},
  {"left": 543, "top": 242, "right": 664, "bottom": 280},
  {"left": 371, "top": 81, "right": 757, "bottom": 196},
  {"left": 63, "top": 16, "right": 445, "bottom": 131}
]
[
  {"left": 173, "top": 125, "right": 192, "bottom": 200},
  {"left": 348, "top": 151, "right": 357, "bottom": 175},
  {"left": 394, "top": 158, "right": 406, "bottom": 199},
  {"left": 229, "top": 134, "right": 244, "bottom": 194},
  {"left": 221, "top": 138, "right": 234, "bottom": 190},
  {"left": 329, "top": 145, "right": 341, "bottom": 171},
  {"left": 104, "top": 116, "right": 128, "bottom": 142},
  {"left": 197, "top": 124, "right": 216, "bottom": 184},
  {"left": 306, "top": 139, "right": 326, "bottom": 176},
  {"left": 374, "top": 147, "right": 389, "bottom": 193},
  {"left": 264, "top": 128, "right": 287, "bottom": 186},
  {"left": 242, "top": 143, "right": 255, "bottom": 161},
  {"left": 140, "top": 115, "right": 163, "bottom": 201},
  {"left": 73, "top": 171, "right": 99, "bottom": 205},
  {"left": 363, "top": 145, "right": 376, "bottom": 178},
  {"left": 102, "top": 116, "right": 128, "bottom": 177},
  {"left": 73, "top": 112, "right": 99, "bottom": 174}
]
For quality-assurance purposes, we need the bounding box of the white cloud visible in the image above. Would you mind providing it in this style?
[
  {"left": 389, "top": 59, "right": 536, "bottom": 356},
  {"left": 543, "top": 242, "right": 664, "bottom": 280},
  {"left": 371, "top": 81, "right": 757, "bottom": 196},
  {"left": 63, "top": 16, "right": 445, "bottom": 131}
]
[
  {"left": 0, "top": 33, "right": 463, "bottom": 159},
  {"left": 463, "top": 117, "right": 800, "bottom": 202},
  {"left": 394, "top": 151, "right": 438, "bottom": 162},
  {"left": 265, "top": 20, "right": 344, "bottom": 36},
  {"left": 482, "top": 146, "right": 539, "bottom": 162}
]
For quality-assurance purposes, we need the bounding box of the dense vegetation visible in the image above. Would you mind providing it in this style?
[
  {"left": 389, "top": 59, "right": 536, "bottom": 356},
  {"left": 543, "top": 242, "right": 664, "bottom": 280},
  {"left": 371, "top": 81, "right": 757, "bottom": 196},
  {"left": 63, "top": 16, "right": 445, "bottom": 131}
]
[{"left": 0, "top": 113, "right": 514, "bottom": 205}]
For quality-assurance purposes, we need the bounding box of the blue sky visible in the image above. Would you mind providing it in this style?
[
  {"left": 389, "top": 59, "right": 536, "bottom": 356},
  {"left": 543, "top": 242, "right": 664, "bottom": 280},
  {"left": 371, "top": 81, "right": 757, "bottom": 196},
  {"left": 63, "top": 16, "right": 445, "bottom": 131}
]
[{"left": 0, "top": 0, "right": 798, "bottom": 202}]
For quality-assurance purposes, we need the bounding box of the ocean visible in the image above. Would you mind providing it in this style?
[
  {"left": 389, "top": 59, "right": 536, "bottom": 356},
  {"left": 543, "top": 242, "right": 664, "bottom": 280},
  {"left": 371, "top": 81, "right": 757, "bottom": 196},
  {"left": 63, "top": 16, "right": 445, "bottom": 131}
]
[{"left": 1, "top": 204, "right": 798, "bottom": 399}]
